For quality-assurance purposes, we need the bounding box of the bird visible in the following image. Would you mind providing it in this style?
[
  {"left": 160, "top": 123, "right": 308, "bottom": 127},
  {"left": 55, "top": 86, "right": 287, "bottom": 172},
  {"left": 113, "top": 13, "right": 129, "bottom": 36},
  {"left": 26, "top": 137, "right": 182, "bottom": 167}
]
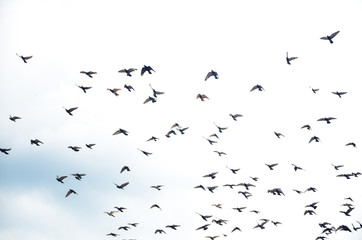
[
  {"left": 250, "top": 210, "right": 260, "bottom": 214},
  {"left": 71, "top": 173, "right": 86, "bottom": 180},
  {"left": 203, "top": 172, "right": 218, "bottom": 179},
  {"left": 106, "top": 233, "right": 119, "bottom": 237},
  {"left": 238, "top": 183, "right": 256, "bottom": 190},
  {"left": 346, "top": 142, "right": 356, "bottom": 148},
  {"left": 204, "top": 137, "right": 217, "bottom": 145},
  {"left": 114, "top": 206, "right": 126, "bottom": 212},
  {"left": 80, "top": 71, "right": 97, "bottom": 78},
  {"left": 65, "top": 189, "right": 77, "bottom": 197},
  {"left": 196, "top": 224, "right": 211, "bottom": 230},
  {"left": 118, "top": 68, "right": 137, "bottom": 77},
  {"left": 337, "top": 173, "right": 353, "bottom": 179},
  {"left": 151, "top": 185, "right": 163, "bottom": 191},
  {"left": 205, "top": 236, "right": 219, "bottom": 240},
  {"left": 211, "top": 203, "right": 222, "bottom": 208},
  {"left": 68, "top": 146, "right": 81, "bottom": 152},
  {"left": 250, "top": 84, "right": 264, "bottom": 91},
  {"left": 124, "top": 84, "right": 135, "bottom": 92},
  {"left": 227, "top": 167, "right": 240, "bottom": 174},
  {"left": 292, "top": 164, "right": 304, "bottom": 171},
  {"left": 56, "top": 175, "right": 67, "bottom": 183},
  {"left": 265, "top": 163, "right": 278, "bottom": 170},
  {"left": 137, "top": 148, "right": 152, "bottom": 156},
  {"left": 205, "top": 70, "right": 218, "bottom": 80},
  {"left": 128, "top": 223, "right": 139, "bottom": 227},
  {"left": 113, "top": 128, "right": 129, "bottom": 136},
  {"left": 332, "top": 91, "right": 347, "bottom": 98},
  {"left": 207, "top": 186, "right": 218, "bottom": 193},
  {"left": 214, "top": 123, "right": 228, "bottom": 133},
  {"left": 301, "top": 124, "right": 311, "bottom": 130},
  {"left": 147, "top": 136, "right": 159, "bottom": 142},
  {"left": 196, "top": 213, "right": 212, "bottom": 221},
  {"left": 268, "top": 188, "right": 284, "bottom": 196},
  {"left": 250, "top": 176, "right": 259, "bottom": 181},
  {"left": 114, "top": 182, "right": 129, "bottom": 190},
  {"left": 320, "top": 31, "right": 340, "bottom": 44},
  {"left": 165, "top": 129, "right": 176, "bottom": 138},
  {"left": 143, "top": 96, "right": 157, "bottom": 104},
  {"left": 253, "top": 220, "right": 268, "bottom": 229},
  {"left": 0, "top": 148, "right": 11, "bottom": 155},
  {"left": 9, "top": 115, "right": 21, "bottom": 122},
  {"left": 63, "top": 107, "right": 78, "bottom": 116},
  {"left": 232, "top": 207, "right": 246, "bottom": 212},
  {"left": 149, "top": 84, "right": 164, "bottom": 98},
  {"left": 16, "top": 53, "right": 32, "bottom": 63},
  {"left": 194, "top": 185, "right": 206, "bottom": 191},
  {"left": 340, "top": 207, "right": 354, "bottom": 216},
  {"left": 309, "top": 136, "right": 320, "bottom": 143},
  {"left": 214, "top": 151, "right": 226, "bottom": 156},
  {"left": 118, "top": 226, "right": 130, "bottom": 231},
  {"left": 154, "top": 229, "right": 166, "bottom": 234},
  {"left": 166, "top": 224, "right": 180, "bottom": 230},
  {"left": 104, "top": 211, "right": 118, "bottom": 217},
  {"left": 230, "top": 113, "right": 243, "bottom": 121},
  {"left": 197, "top": 94, "right": 209, "bottom": 101},
  {"left": 76, "top": 84, "right": 92, "bottom": 93},
  {"left": 177, "top": 127, "right": 189, "bottom": 134},
  {"left": 107, "top": 88, "right": 121, "bottom": 96},
  {"left": 141, "top": 65, "right": 155, "bottom": 75},
  {"left": 304, "top": 210, "right": 317, "bottom": 215},
  {"left": 274, "top": 132, "right": 285, "bottom": 138},
  {"left": 231, "top": 227, "right": 242, "bottom": 232},
  {"left": 150, "top": 204, "right": 162, "bottom": 210},
  {"left": 305, "top": 187, "right": 317, "bottom": 192},
  {"left": 238, "top": 191, "right": 252, "bottom": 199},
  {"left": 336, "top": 225, "right": 352, "bottom": 232},
  {"left": 30, "top": 139, "right": 43, "bottom": 146},
  {"left": 120, "top": 166, "right": 130, "bottom": 173},
  {"left": 223, "top": 184, "right": 236, "bottom": 189},
  {"left": 286, "top": 52, "right": 298, "bottom": 65},
  {"left": 317, "top": 117, "right": 336, "bottom": 124},
  {"left": 170, "top": 123, "right": 180, "bottom": 129},
  {"left": 271, "top": 221, "right": 282, "bottom": 226},
  {"left": 85, "top": 143, "right": 96, "bottom": 149},
  {"left": 305, "top": 202, "right": 319, "bottom": 209}
]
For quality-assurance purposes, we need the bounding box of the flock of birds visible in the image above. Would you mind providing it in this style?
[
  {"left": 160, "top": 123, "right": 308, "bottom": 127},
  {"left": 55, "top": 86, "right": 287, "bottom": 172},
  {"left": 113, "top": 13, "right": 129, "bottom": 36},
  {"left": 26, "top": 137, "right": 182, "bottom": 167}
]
[{"left": 2, "top": 29, "right": 362, "bottom": 240}]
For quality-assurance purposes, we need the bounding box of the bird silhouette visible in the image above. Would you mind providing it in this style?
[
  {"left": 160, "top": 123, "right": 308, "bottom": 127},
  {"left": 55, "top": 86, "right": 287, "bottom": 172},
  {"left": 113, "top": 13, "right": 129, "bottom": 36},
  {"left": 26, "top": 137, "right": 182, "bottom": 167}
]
[
  {"left": 151, "top": 185, "right": 163, "bottom": 191},
  {"left": 114, "top": 206, "right": 126, "bottom": 212},
  {"left": 197, "top": 94, "right": 209, "bottom": 101},
  {"left": 80, "top": 71, "right": 97, "bottom": 78},
  {"left": 214, "top": 151, "right": 226, "bottom": 156},
  {"left": 149, "top": 84, "right": 164, "bottom": 98},
  {"left": 141, "top": 65, "right": 155, "bottom": 75},
  {"left": 147, "top": 136, "right": 159, "bottom": 142},
  {"left": 317, "top": 117, "right": 336, "bottom": 124},
  {"left": 123, "top": 84, "right": 135, "bottom": 92},
  {"left": 120, "top": 166, "right": 130, "bottom": 173},
  {"left": 114, "top": 182, "right": 129, "bottom": 190},
  {"left": 165, "top": 129, "right": 176, "bottom": 138},
  {"left": 65, "top": 189, "right": 77, "bottom": 197},
  {"left": 106, "top": 233, "right": 119, "bottom": 237},
  {"left": 104, "top": 211, "right": 118, "bottom": 217},
  {"left": 143, "top": 96, "right": 157, "bottom": 104},
  {"left": 177, "top": 127, "right": 189, "bottom": 134},
  {"left": 85, "top": 143, "right": 96, "bottom": 149},
  {"left": 30, "top": 139, "right": 43, "bottom": 146},
  {"left": 56, "top": 175, "right": 67, "bottom": 183},
  {"left": 150, "top": 204, "right": 162, "bottom": 210},
  {"left": 0, "top": 148, "right": 11, "bottom": 154},
  {"left": 76, "top": 84, "right": 92, "bottom": 93},
  {"left": 345, "top": 142, "right": 356, "bottom": 148},
  {"left": 137, "top": 148, "right": 152, "bottom": 156},
  {"left": 265, "top": 163, "right": 278, "bottom": 170},
  {"left": 107, "top": 88, "right": 121, "bottom": 96},
  {"left": 68, "top": 146, "right": 81, "bottom": 152},
  {"left": 196, "top": 224, "right": 210, "bottom": 230},
  {"left": 154, "top": 229, "right": 166, "bottom": 234},
  {"left": 292, "top": 164, "right": 304, "bottom": 171},
  {"left": 214, "top": 123, "right": 228, "bottom": 133},
  {"left": 203, "top": 172, "right": 218, "bottom": 179},
  {"left": 274, "top": 132, "right": 285, "bottom": 138},
  {"left": 63, "top": 107, "right": 78, "bottom": 116},
  {"left": 166, "top": 224, "right": 180, "bottom": 230},
  {"left": 320, "top": 31, "right": 340, "bottom": 44},
  {"left": 9, "top": 115, "right": 21, "bottom": 122},
  {"left": 332, "top": 91, "right": 347, "bottom": 98},
  {"left": 196, "top": 213, "right": 212, "bottom": 221},
  {"left": 71, "top": 173, "right": 86, "bottom": 180},
  {"left": 229, "top": 113, "right": 243, "bottom": 121},
  {"left": 205, "top": 70, "right": 218, "bottom": 81},
  {"left": 16, "top": 53, "right": 32, "bottom": 63},
  {"left": 332, "top": 164, "right": 344, "bottom": 170},
  {"left": 286, "top": 52, "right": 298, "bottom": 65},
  {"left": 204, "top": 137, "right": 217, "bottom": 145},
  {"left": 250, "top": 84, "right": 264, "bottom": 91},
  {"left": 113, "top": 128, "right": 129, "bottom": 136},
  {"left": 309, "top": 136, "right": 320, "bottom": 143},
  {"left": 304, "top": 210, "right": 317, "bottom": 215},
  {"left": 301, "top": 124, "right": 312, "bottom": 130},
  {"left": 118, "top": 226, "right": 130, "bottom": 231},
  {"left": 118, "top": 68, "right": 137, "bottom": 77},
  {"left": 227, "top": 166, "right": 240, "bottom": 174}
]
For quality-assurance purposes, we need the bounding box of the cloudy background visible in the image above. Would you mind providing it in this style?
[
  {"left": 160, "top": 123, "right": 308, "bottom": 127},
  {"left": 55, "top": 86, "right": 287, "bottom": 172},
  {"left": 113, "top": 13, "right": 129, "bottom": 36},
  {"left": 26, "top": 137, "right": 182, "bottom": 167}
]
[{"left": 1, "top": 0, "right": 362, "bottom": 239}]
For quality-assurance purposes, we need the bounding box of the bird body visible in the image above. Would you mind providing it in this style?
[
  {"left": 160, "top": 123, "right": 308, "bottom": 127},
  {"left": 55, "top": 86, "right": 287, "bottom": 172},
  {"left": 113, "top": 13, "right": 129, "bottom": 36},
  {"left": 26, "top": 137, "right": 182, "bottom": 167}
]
[
  {"left": 205, "top": 70, "right": 218, "bottom": 80},
  {"left": 30, "top": 139, "right": 43, "bottom": 146}
]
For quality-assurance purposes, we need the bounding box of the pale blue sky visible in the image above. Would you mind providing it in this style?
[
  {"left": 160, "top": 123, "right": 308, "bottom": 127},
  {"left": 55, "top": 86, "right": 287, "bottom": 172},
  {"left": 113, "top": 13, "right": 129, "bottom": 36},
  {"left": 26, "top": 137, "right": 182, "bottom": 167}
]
[{"left": 1, "top": 0, "right": 362, "bottom": 240}]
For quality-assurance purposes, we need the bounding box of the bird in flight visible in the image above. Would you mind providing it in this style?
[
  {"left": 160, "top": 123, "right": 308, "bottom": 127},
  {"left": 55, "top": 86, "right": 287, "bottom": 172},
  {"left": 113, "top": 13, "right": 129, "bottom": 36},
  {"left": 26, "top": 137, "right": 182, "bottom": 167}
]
[
  {"left": 113, "top": 128, "right": 129, "bottom": 136},
  {"left": 250, "top": 84, "right": 264, "bottom": 91},
  {"left": 345, "top": 142, "right": 356, "bottom": 148},
  {"left": 265, "top": 163, "right": 278, "bottom": 170},
  {"left": 149, "top": 84, "right": 164, "bottom": 98},
  {"left": 286, "top": 52, "right": 298, "bottom": 65},
  {"left": 65, "top": 189, "right": 77, "bottom": 197},
  {"left": 0, "top": 148, "right": 11, "bottom": 155},
  {"left": 86, "top": 143, "right": 96, "bottom": 149},
  {"left": 63, "top": 107, "right": 78, "bottom": 116},
  {"left": 317, "top": 117, "right": 336, "bottom": 124},
  {"left": 320, "top": 31, "right": 340, "bottom": 44},
  {"left": 80, "top": 71, "right": 97, "bottom": 78},
  {"left": 230, "top": 113, "right": 243, "bottom": 121},
  {"left": 138, "top": 148, "right": 152, "bottom": 156},
  {"left": 141, "top": 65, "right": 155, "bottom": 75},
  {"left": 205, "top": 70, "right": 218, "bottom": 81},
  {"left": 56, "top": 175, "right": 67, "bottom": 183},
  {"left": 9, "top": 115, "right": 21, "bottom": 122},
  {"left": 274, "top": 132, "right": 285, "bottom": 138},
  {"left": 214, "top": 123, "right": 228, "bottom": 133},
  {"left": 150, "top": 204, "right": 162, "bottom": 210},
  {"left": 104, "top": 211, "right": 118, "bottom": 217},
  {"left": 30, "top": 139, "right": 43, "bottom": 146},
  {"left": 196, "top": 94, "right": 209, "bottom": 101},
  {"left": 309, "top": 135, "right": 320, "bottom": 143},
  {"left": 301, "top": 124, "right": 311, "bottom": 130},
  {"left": 124, "top": 84, "right": 135, "bottom": 92},
  {"left": 151, "top": 185, "right": 164, "bottom": 191},
  {"left": 332, "top": 91, "right": 347, "bottom": 98},
  {"left": 114, "top": 182, "right": 129, "bottom": 190},
  {"left": 68, "top": 146, "right": 81, "bottom": 152},
  {"left": 204, "top": 137, "right": 217, "bottom": 145},
  {"left": 120, "top": 166, "right": 130, "bottom": 173},
  {"left": 107, "top": 88, "right": 121, "bottom": 96},
  {"left": 71, "top": 173, "right": 86, "bottom": 180},
  {"left": 76, "top": 84, "right": 92, "bottom": 93},
  {"left": 144, "top": 96, "right": 157, "bottom": 104},
  {"left": 16, "top": 53, "right": 32, "bottom": 63},
  {"left": 118, "top": 68, "right": 137, "bottom": 77}
]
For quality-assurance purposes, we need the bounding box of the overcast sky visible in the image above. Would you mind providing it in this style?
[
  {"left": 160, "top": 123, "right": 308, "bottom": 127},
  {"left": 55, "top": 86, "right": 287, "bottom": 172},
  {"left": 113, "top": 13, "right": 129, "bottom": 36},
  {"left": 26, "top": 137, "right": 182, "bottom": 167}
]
[{"left": 1, "top": 0, "right": 362, "bottom": 240}]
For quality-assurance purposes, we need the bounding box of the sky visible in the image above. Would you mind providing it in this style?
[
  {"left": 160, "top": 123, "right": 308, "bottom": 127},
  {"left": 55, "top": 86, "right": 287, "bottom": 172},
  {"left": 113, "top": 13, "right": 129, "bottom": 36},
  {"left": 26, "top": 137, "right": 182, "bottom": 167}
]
[{"left": 1, "top": 0, "right": 362, "bottom": 239}]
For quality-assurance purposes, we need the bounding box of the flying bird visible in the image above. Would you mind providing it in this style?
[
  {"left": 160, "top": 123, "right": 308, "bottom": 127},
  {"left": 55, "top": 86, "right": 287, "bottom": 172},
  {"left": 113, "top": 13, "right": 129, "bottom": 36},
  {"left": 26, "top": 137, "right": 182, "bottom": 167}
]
[
  {"left": 204, "top": 137, "right": 217, "bottom": 145},
  {"left": 120, "top": 166, "right": 130, "bottom": 173},
  {"left": 332, "top": 164, "right": 344, "bottom": 170},
  {"left": 68, "top": 146, "right": 81, "bottom": 152},
  {"left": 30, "top": 139, "right": 43, "bottom": 146},
  {"left": 203, "top": 172, "right": 218, "bottom": 179},
  {"left": 104, "top": 211, "right": 118, "bottom": 217},
  {"left": 274, "top": 132, "right": 285, "bottom": 138},
  {"left": 71, "top": 173, "right": 86, "bottom": 180},
  {"left": 320, "top": 30, "right": 340, "bottom": 44},
  {"left": 16, "top": 53, "right": 32, "bottom": 63},
  {"left": 196, "top": 224, "right": 210, "bottom": 231},
  {"left": 65, "top": 189, "right": 77, "bottom": 197},
  {"left": 265, "top": 163, "right": 278, "bottom": 170},
  {"left": 230, "top": 113, "right": 243, "bottom": 121},
  {"left": 143, "top": 96, "right": 157, "bottom": 104},
  {"left": 250, "top": 84, "right": 264, "bottom": 91},
  {"left": 86, "top": 143, "right": 96, "bottom": 149},
  {"left": 150, "top": 204, "right": 162, "bottom": 210},
  {"left": 197, "top": 94, "right": 209, "bottom": 101},
  {"left": 332, "top": 91, "right": 347, "bottom": 98},
  {"left": 317, "top": 117, "right": 336, "bottom": 124},
  {"left": 309, "top": 135, "right": 320, "bottom": 143},
  {"left": 124, "top": 84, "right": 135, "bottom": 92},
  {"left": 147, "top": 136, "right": 159, "bottom": 142},
  {"left": 205, "top": 70, "right": 218, "bottom": 80},
  {"left": 196, "top": 213, "right": 212, "bottom": 221},
  {"left": 80, "top": 71, "right": 97, "bottom": 78},
  {"left": 149, "top": 84, "right": 164, "bottom": 98},
  {"left": 214, "top": 151, "right": 226, "bottom": 156},
  {"left": 151, "top": 185, "right": 164, "bottom": 191},
  {"left": 113, "top": 128, "right": 129, "bottom": 136},
  {"left": 138, "top": 148, "right": 152, "bottom": 156},
  {"left": 286, "top": 52, "right": 298, "bottom": 65},
  {"left": 107, "top": 88, "right": 121, "bottom": 96},
  {"left": 63, "top": 107, "right": 78, "bottom": 116},
  {"left": 301, "top": 124, "right": 311, "bottom": 130},
  {"left": 166, "top": 224, "right": 180, "bottom": 230},
  {"left": 154, "top": 229, "right": 166, "bottom": 234},
  {"left": 56, "top": 175, "right": 67, "bottom": 183},
  {"left": 76, "top": 85, "right": 92, "bottom": 93},
  {"left": 9, "top": 115, "right": 21, "bottom": 122},
  {"left": 346, "top": 142, "right": 356, "bottom": 148},
  {"left": 114, "top": 182, "right": 129, "bottom": 190},
  {"left": 0, "top": 148, "right": 11, "bottom": 155},
  {"left": 141, "top": 65, "right": 155, "bottom": 75},
  {"left": 118, "top": 68, "right": 137, "bottom": 77},
  {"left": 214, "top": 122, "right": 228, "bottom": 133}
]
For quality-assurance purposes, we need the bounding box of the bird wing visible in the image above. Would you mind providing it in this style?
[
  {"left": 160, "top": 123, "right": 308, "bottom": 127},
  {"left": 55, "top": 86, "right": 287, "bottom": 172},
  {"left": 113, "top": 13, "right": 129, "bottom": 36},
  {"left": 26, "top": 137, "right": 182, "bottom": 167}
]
[
  {"left": 320, "top": 36, "right": 329, "bottom": 40},
  {"left": 288, "top": 57, "right": 298, "bottom": 61},
  {"left": 68, "top": 107, "right": 78, "bottom": 112},
  {"left": 23, "top": 56, "right": 33, "bottom": 60},
  {"left": 329, "top": 31, "right": 340, "bottom": 39},
  {"left": 205, "top": 71, "right": 213, "bottom": 81},
  {"left": 120, "top": 182, "right": 129, "bottom": 188}
]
